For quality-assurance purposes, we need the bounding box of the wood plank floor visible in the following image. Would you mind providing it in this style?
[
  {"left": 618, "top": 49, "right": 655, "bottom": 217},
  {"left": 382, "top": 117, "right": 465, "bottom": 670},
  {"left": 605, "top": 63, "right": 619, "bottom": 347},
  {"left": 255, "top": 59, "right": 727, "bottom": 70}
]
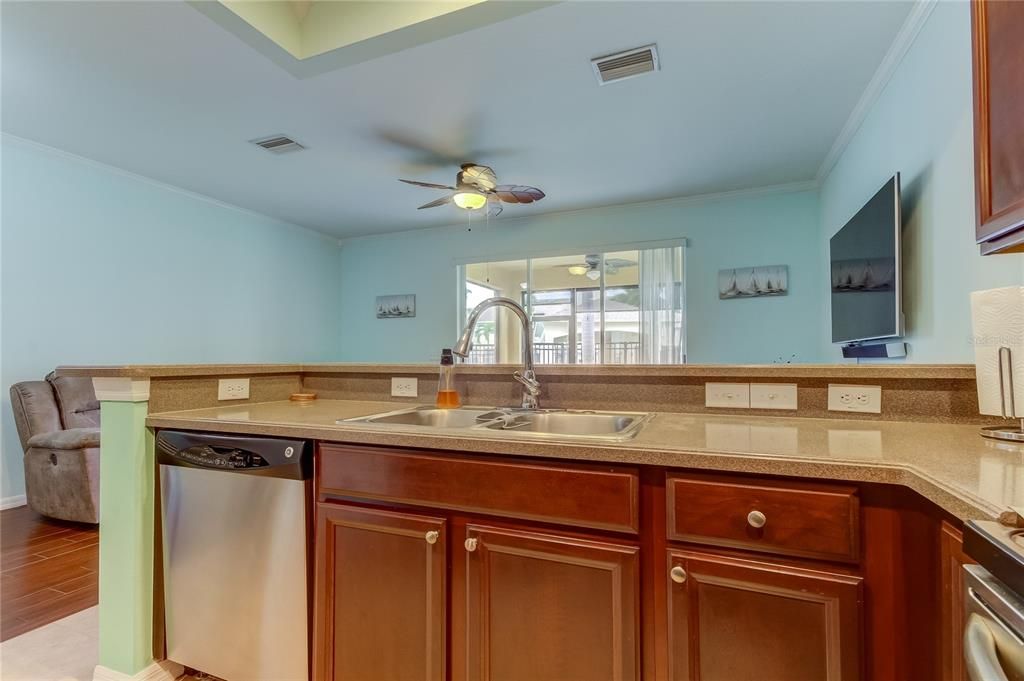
[{"left": 1, "top": 505, "right": 98, "bottom": 641}]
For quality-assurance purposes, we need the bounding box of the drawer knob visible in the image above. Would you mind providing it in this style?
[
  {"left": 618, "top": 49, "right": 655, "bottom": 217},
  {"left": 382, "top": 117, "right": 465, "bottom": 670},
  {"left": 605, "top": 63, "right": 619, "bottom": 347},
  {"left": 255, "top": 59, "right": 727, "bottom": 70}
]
[
  {"left": 670, "top": 566, "right": 687, "bottom": 584},
  {"left": 747, "top": 510, "right": 768, "bottom": 529},
  {"left": 465, "top": 537, "right": 479, "bottom": 552},
  {"left": 425, "top": 530, "right": 439, "bottom": 545}
]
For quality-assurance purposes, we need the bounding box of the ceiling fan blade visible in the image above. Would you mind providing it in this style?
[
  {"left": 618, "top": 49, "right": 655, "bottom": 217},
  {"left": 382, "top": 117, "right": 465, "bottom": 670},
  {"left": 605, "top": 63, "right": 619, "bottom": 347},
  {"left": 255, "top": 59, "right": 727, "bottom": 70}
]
[
  {"left": 460, "top": 164, "right": 498, "bottom": 191},
  {"left": 377, "top": 129, "right": 466, "bottom": 168},
  {"left": 493, "top": 185, "right": 545, "bottom": 204},
  {"left": 486, "top": 194, "right": 503, "bottom": 217},
  {"left": 417, "top": 196, "right": 452, "bottom": 210},
  {"left": 399, "top": 179, "right": 456, "bottom": 190},
  {"left": 605, "top": 258, "right": 638, "bottom": 268}
]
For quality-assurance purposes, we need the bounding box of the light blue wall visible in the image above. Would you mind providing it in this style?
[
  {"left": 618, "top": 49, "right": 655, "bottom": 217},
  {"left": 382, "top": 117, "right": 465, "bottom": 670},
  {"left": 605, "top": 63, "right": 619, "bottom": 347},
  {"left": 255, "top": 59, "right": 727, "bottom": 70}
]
[
  {"left": 0, "top": 137, "right": 342, "bottom": 502},
  {"left": 819, "top": 1, "right": 1024, "bottom": 362},
  {"left": 338, "top": 189, "right": 825, "bottom": 365}
]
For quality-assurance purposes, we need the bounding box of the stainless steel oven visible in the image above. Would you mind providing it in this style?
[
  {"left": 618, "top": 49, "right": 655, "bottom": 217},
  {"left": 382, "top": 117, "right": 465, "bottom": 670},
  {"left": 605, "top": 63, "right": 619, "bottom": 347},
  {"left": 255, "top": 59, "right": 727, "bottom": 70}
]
[{"left": 964, "top": 521, "right": 1024, "bottom": 681}]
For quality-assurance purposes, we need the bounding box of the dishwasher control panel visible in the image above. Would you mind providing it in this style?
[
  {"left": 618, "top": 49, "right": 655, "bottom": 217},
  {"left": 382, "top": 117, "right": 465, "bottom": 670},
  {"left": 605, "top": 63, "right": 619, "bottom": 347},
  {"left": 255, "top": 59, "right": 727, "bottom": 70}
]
[
  {"left": 177, "top": 446, "right": 268, "bottom": 470},
  {"left": 156, "top": 430, "right": 311, "bottom": 480}
]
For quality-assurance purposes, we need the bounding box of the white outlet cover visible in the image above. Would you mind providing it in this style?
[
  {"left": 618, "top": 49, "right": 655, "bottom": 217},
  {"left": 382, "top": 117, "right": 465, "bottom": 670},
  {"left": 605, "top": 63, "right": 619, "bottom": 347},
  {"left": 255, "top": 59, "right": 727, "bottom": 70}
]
[
  {"left": 217, "top": 378, "right": 250, "bottom": 401},
  {"left": 391, "top": 377, "right": 418, "bottom": 397},
  {"left": 827, "top": 384, "right": 882, "bottom": 413},
  {"left": 749, "top": 383, "right": 798, "bottom": 410},
  {"left": 705, "top": 383, "right": 750, "bottom": 409}
]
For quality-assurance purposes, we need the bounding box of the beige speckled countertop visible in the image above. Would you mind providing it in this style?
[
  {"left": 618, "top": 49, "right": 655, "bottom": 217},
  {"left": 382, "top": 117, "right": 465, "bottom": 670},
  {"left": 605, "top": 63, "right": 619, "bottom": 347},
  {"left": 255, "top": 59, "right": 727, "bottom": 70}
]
[{"left": 146, "top": 399, "right": 1024, "bottom": 522}]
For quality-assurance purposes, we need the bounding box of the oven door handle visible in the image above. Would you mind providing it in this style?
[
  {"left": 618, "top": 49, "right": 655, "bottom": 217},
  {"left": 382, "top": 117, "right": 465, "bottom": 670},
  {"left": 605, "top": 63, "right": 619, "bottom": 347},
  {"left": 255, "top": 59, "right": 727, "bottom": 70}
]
[{"left": 965, "top": 614, "right": 1011, "bottom": 681}]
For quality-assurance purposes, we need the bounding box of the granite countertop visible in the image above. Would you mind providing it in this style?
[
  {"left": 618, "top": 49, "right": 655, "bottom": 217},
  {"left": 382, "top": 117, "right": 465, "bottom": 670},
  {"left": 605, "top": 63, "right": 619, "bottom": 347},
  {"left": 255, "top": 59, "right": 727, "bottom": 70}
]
[{"left": 146, "top": 399, "right": 1024, "bottom": 522}]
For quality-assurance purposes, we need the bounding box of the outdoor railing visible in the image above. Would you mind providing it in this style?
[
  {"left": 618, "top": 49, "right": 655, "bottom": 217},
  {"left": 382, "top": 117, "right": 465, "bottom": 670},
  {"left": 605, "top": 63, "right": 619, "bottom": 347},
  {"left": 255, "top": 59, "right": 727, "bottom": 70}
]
[{"left": 466, "top": 342, "right": 641, "bottom": 364}]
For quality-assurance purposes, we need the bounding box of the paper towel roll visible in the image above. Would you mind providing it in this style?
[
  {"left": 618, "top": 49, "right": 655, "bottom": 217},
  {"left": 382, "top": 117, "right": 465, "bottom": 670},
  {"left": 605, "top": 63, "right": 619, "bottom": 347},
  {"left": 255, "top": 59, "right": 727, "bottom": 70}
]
[{"left": 971, "top": 286, "right": 1024, "bottom": 417}]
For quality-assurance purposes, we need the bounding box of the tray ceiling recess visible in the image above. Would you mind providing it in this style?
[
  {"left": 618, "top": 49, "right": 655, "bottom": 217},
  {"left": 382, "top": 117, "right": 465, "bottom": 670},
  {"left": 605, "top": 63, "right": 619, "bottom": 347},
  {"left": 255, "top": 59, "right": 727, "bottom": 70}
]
[{"left": 192, "top": 0, "right": 556, "bottom": 78}]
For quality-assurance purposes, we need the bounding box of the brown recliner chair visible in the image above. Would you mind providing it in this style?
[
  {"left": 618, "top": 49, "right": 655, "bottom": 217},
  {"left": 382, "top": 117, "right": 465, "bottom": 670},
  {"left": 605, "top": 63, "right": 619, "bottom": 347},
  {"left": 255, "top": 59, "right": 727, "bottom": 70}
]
[{"left": 10, "top": 372, "right": 101, "bottom": 523}]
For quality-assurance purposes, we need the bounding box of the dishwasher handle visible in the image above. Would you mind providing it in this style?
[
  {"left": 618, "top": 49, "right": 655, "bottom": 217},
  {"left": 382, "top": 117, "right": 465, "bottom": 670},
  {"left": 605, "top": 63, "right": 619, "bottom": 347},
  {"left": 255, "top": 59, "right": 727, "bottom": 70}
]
[
  {"left": 965, "top": 614, "right": 1011, "bottom": 681},
  {"left": 156, "top": 430, "right": 312, "bottom": 480}
]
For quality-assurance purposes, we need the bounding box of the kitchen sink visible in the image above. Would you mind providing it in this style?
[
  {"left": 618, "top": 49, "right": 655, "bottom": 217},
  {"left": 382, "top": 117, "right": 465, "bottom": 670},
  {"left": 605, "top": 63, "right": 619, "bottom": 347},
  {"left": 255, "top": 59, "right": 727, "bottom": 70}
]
[
  {"left": 348, "top": 406, "right": 504, "bottom": 429},
  {"left": 342, "top": 406, "right": 652, "bottom": 441},
  {"left": 479, "top": 411, "right": 640, "bottom": 437}
]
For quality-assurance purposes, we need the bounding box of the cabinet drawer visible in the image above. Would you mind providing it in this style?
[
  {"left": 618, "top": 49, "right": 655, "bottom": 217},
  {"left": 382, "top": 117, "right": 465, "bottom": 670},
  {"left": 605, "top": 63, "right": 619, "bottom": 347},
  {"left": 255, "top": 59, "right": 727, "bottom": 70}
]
[
  {"left": 319, "top": 443, "right": 640, "bottom": 534},
  {"left": 666, "top": 473, "right": 860, "bottom": 562}
]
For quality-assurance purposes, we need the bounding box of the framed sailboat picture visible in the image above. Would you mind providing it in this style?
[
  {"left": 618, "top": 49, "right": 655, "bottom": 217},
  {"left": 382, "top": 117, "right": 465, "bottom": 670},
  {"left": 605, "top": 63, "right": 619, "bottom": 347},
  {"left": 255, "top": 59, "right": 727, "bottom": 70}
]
[
  {"left": 719, "top": 265, "right": 788, "bottom": 299},
  {"left": 376, "top": 294, "right": 416, "bottom": 318}
]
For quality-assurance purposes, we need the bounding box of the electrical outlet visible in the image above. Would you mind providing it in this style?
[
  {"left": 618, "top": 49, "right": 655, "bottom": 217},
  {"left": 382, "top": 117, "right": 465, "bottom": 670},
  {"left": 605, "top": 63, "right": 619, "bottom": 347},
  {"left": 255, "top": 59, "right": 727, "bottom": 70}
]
[
  {"left": 217, "top": 378, "right": 250, "bottom": 401},
  {"left": 827, "top": 384, "right": 882, "bottom": 413},
  {"left": 705, "top": 383, "right": 750, "bottom": 408},
  {"left": 391, "top": 377, "right": 418, "bottom": 398},
  {"left": 749, "top": 383, "right": 798, "bottom": 410}
]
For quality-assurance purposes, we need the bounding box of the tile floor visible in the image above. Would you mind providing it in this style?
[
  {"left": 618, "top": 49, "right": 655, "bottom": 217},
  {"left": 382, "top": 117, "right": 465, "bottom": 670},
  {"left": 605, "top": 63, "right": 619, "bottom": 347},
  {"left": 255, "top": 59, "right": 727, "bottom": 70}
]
[
  {"left": 1, "top": 505, "right": 99, "bottom": 641},
  {"left": 0, "top": 606, "right": 97, "bottom": 681}
]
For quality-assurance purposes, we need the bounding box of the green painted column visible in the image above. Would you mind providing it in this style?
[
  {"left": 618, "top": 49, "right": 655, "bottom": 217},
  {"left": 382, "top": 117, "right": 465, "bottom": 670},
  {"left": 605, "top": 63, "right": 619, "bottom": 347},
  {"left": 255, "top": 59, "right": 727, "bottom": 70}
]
[{"left": 92, "top": 378, "right": 180, "bottom": 680}]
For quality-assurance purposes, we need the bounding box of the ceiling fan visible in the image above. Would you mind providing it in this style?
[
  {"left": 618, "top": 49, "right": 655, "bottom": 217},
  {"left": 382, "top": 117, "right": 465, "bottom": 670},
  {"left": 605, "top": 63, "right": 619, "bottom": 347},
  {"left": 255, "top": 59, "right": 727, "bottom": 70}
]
[
  {"left": 399, "top": 163, "right": 545, "bottom": 217},
  {"left": 564, "top": 254, "right": 638, "bottom": 280}
]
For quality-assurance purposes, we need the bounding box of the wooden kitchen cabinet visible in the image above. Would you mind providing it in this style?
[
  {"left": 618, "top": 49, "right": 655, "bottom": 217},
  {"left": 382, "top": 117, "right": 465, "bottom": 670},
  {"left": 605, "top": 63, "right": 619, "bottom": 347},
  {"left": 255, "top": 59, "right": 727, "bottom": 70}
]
[
  {"left": 973, "top": 0, "right": 1024, "bottom": 253},
  {"left": 312, "top": 503, "right": 447, "bottom": 681},
  {"left": 940, "top": 522, "right": 975, "bottom": 681},
  {"left": 666, "top": 549, "right": 863, "bottom": 681},
  {"left": 453, "top": 523, "right": 640, "bottom": 681}
]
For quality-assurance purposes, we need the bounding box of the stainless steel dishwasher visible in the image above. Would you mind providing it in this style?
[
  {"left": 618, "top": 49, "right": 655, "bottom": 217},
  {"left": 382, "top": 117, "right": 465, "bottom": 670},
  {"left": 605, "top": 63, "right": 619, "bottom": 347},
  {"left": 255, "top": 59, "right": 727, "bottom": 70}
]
[
  {"left": 963, "top": 520, "right": 1024, "bottom": 681},
  {"left": 157, "top": 430, "right": 312, "bottom": 681}
]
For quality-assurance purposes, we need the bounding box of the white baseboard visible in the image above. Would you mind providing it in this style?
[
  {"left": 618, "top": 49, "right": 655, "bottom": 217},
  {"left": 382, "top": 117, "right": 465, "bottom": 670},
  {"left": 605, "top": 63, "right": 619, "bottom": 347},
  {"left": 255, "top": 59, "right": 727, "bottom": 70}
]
[
  {"left": 93, "top": 660, "right": 183, "bottom": 681},
  {"left": 1, "top": 494, "right": 27, "bottom": 510}
]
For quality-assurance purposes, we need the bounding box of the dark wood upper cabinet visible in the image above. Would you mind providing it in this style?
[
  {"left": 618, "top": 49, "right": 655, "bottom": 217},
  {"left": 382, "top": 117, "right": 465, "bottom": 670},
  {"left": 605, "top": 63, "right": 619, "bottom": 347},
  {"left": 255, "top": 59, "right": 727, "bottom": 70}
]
[
  {"left": 667, "top": 549, "right": 863, "bottom": 681},
  {"left": 454, "top": 524, "right": 640, "bottom": 681},
  {"left": 313, "top": 503, "right": 447, "bottom": 681},
  {"left": 973, "top": 0, "right": 1024, "bottom": 253}
]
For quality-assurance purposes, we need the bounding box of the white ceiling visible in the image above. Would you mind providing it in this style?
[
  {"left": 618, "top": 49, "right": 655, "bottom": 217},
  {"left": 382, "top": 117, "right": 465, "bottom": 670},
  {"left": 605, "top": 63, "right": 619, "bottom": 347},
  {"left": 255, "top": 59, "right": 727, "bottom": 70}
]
[{"left": 1, "top": 1, "right": 913, "bottom": 238}]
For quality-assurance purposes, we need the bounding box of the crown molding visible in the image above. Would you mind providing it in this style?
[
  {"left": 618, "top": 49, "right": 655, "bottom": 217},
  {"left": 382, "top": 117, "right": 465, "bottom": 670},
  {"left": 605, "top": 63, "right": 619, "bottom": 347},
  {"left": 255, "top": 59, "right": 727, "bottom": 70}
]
[
  {"left": 0, "top": 133, "right": 336, "bottom": 244},
  {"left": 340, "top": 180, "right": 819, "bottom": 245},
  {"left": 815, "top": 0, "right": 939, "bottom": 184}
]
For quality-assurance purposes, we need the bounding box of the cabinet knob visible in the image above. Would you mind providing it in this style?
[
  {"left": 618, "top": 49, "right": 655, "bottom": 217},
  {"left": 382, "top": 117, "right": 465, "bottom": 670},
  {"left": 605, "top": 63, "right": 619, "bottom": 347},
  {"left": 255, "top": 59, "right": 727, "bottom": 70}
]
[
  {"left": 425, "top": 530, "right": 439, "bottom": 545},
  {"left": 670, "top": 566, "right": 687, "bottom": 584},
  {"left": 747, "top": 510, "right": 767, "bottom": 529},
  {"left": 464, "top": 537, "right": 479, "bottom": 552}
]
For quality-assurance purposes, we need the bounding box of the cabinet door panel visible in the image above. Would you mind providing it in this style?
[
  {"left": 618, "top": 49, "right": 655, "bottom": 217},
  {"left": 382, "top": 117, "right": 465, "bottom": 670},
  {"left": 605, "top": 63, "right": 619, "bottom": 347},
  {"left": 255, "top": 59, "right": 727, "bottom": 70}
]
[
  {"left": 974, "top": 0, "right": 1024, "bottom": 248},
  {"left": 941, "top": 522, "right": 975, "bottom": 681},
  {"left": 313, "top": 503, "right": 446, "bottom": 681},
  {"left": 456, "top": 524, "right": 640, "bottom": 681},
  {"left": 668, "top": 549, "right": 862, "bottom": 681}
]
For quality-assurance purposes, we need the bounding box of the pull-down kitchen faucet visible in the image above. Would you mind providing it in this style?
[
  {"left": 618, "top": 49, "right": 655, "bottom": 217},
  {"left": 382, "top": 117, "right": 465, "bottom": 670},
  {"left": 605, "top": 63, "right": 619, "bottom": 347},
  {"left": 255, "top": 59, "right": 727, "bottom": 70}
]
[{"left": 452, "top": 297, "right": 540, "bottom": 409}]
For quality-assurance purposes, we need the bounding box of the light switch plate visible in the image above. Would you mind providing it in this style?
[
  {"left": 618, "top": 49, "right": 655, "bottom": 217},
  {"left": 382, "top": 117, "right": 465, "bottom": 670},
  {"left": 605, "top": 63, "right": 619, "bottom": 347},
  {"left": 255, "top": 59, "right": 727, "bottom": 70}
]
[
  {"left": 391, "top": 377, "right": 418, "bottom": 397},
  {"left": 705, "top": 383, "right": 750, "bottom": 408},
  {"left": 217, "top": 378, "right": 250, "bottom": 401},
  {"left": 827, "top": 384, "right": 882, "bottom": 413},
  {"left": 750, "top": 383, "right": 798, "bottom": 410}
]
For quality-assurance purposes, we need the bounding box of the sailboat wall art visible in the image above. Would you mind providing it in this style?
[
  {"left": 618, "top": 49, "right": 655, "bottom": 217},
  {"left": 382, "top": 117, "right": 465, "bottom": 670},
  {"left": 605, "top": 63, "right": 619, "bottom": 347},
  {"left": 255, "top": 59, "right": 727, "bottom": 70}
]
[
  {"left": 718, "top": 265, "right": 789, "bottom": 300},
  {"left": 376, "top": 294, "right": 416, "bottom": 318}
]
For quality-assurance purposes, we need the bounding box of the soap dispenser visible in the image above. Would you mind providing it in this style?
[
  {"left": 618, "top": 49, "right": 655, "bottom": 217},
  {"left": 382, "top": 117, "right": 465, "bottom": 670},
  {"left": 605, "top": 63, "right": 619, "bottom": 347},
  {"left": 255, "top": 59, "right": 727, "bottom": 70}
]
[{"left": 436, "top": 348, "right": 461, "bottom": 409}]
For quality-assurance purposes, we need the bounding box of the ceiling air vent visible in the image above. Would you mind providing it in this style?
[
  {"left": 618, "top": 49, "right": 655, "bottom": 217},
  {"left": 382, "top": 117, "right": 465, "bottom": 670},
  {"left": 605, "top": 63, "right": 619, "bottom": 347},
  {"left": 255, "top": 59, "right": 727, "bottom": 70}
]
[
  {"left": 249, "top": 135, "right": 305, "bottom": 154},
  {"left": 591, "top": 44, "right": 659, "bottom": 86}
]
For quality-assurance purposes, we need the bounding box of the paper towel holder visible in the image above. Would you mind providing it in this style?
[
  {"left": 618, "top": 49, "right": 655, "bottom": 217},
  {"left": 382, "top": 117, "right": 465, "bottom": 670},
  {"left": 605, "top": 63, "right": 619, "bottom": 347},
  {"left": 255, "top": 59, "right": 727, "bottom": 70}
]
[{"left": 981, "top": 346, "right": 1024, "bottom": 442}]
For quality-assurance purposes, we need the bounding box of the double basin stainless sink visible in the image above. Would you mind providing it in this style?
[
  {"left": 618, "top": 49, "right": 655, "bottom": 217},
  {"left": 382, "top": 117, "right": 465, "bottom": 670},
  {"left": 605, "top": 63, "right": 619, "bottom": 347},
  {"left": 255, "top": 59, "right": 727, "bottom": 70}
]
[{"left": 342, "top": 405, "right": 652, "bottom": 442}]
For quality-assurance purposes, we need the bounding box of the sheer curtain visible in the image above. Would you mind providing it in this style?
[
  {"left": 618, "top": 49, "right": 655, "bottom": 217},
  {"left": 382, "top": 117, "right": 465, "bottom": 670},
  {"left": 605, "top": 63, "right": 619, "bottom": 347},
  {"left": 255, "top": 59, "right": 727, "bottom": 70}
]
[{"left": 638, "top": 246, "right": 685, "bottom": 364}]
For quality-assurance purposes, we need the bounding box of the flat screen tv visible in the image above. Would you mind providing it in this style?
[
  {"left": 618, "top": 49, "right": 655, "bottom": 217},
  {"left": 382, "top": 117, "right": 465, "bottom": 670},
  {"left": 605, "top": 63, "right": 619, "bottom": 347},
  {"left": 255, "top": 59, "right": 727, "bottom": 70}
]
[{"left": 830, "top": 174, "right": 902, "bottom": 345}]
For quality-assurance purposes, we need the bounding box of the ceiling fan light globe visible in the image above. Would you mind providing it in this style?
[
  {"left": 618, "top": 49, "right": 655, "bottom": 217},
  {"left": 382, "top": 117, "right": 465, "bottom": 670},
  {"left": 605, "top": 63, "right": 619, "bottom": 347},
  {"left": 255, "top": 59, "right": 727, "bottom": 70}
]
[
  {"left": 453, "top": 191, "right": 487, "bottom": 210},
  {"left": 586, "top": 269, "right": 602, "bottom": 281},
  {"left": 567, "top": 265, "right": 589, "bottom": 276}
]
